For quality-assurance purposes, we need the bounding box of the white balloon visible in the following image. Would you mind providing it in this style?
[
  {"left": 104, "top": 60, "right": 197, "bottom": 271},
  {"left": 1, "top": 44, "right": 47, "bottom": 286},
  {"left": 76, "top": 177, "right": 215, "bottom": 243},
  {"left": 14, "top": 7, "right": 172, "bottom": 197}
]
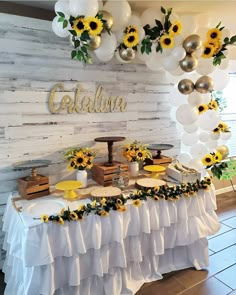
[
  {"left": 196, "top": 14, "right": 212, "bottom": 28},
  {"left": 171, "top": 47, "right": 186, "bottom": 61},
  {"left": 174, "top": 35, "right": 184, "bottom": 47},
  {"left": 136, "top": 45, "right": 152, "bottom": 62},
  {"left": 69, "top": 0, "right": 98, "bottom": 17},
  {"left": 96, "top": 52, "right": 114, "bottom": 62},
  {"left": 196, "top": 58, "right": 214, "bottom": 75},
  {"left": 169, "top": 12, "right": 180, "bottom": 22},
  {"left": 55, "top": 0, "right": 70, "bottom": 18},
  {"left": 177, "top": 153, "right": 191, "bottom": 165},
  {"left": 95, "top": 32, "right": 117, "bottom": 58},
  {"left": 190, "top": 143, "right": 208, "bottom": 158},
  {"left": 104, "top": 0, "right": 131, "bottom": 32},
  {"left": 197, "top": 110, "right": 221, "bottom": 131},
  {"left": 222, "top": 28, "right": 231, "bottom": 40},
  {"left": 140, "top": 8, "right": 163, "bottom": 27},
  {"left": 52, "top": 16, "right": 70, "bottom": 38},
  {"left": 201, "top": 93, "right": 211, "bottom": 104},
  {"left": 161, "top": 55, "right": 179, "bottom": 72},
  {"left": 199, "top": 131, "right": 210, "bottom": 142},
  {"left": 210, "top": 69, "right": 230, "bottom": 91},
  {"left": 183, "top": 122, "right": 198, "bottom": 133},
  {"left": 182, "top": 132, "right": 199, "bottom": 146},
  {"left": 188, "top": 159, "right": 204, "bottom": 171},
  {"left": 219, "top": 59, "right": 229, "bottom": 70},
  {"left": 206, "top": 139, "right": 218, "bottom": 149},
  {"left": 176, "top": 104, "right": 199, "bottom": 125},
  {"left": 188, "top": 92, "right": 203, "bottom": 106},
  {"left": 145, "top": 53, "right": 163, "bottom": 72},
  {"left": 179, "top": 15, "right": 197, "bottom": 36},
  {"left": 220, "top": 132, "right": 232, "bottom": 141},
  {"left": 210, "top": 132, "right": 220, "bottom": 140}
]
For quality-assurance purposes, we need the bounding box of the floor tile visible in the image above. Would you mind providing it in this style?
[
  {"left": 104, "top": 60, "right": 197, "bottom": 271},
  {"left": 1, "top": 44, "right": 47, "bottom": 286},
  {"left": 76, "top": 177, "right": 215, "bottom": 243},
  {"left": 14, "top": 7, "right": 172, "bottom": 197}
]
[
  {"left": 209, "top": 249, "right": 214, "bottom": 256},
  {"left": 228, "top": 291, "right": 236, "bottom": 295},
  {"left": 217, "top": 210, "right": 236, "bottom": 222},
  {"left": 208, "top": 229, "right": 236, "bottom": 252},
  {"left": 178, "top": 277, "right": 232, "bottom": 295},
  {"left": 174, "top": 268, "right": 209, "bottom": 289},
  {"left": 208, "top": 224, "right": 232, "bottom": 239},
  {"left": 207, "top": 245, "right": 236, "bottom": 276},
  {"left": 215, "top": 264, "right": 236, "bottom": 289},
  {"left": 222, "top": 216, "right": 236, "bottom": 229}
]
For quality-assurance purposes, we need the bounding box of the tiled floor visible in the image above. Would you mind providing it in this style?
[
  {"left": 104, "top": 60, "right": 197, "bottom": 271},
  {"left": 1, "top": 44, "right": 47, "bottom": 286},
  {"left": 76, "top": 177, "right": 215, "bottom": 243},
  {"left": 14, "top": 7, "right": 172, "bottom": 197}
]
[
  {"left": 137, "top": 190, "right": 236, "bottom": 295},
  {"left": 0, "top": 190, "right": 235, "bottom": 295}
]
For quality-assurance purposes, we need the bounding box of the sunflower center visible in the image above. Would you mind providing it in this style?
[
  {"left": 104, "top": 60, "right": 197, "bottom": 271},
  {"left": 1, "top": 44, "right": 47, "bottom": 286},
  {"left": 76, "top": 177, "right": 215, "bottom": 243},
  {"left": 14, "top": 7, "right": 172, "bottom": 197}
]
[
  {"left": 138, "top": 152, "right": 143, "bottom": 157},
  {"left": 77, "top": 157, "right": 84, "bottom": 164},
  {"left": 128, "top": 36, "right": 135, "bottom": 42},
  {"left": 198, "top": 106, "right": 204, "bottom": 112},
  {"left": 173, "top": 25, "right": 178, "bottom": 32},
  {"left": 90, "top": 21, "right": 98, "bottom": 30},
  {"left": 206, "top": 157, "right": 212, "bottom": 163},
  {"left": 164, "top": 38, "right": 171, "bottom": 45},
  {"left": 77, "top": 21, "right": 84, "bottom": 30},
  {"left": 210, "top": 32, "right": 217, "bottom": 39},
  {"left": 204, "top": 47, "right": 211, "bottom": 54}
]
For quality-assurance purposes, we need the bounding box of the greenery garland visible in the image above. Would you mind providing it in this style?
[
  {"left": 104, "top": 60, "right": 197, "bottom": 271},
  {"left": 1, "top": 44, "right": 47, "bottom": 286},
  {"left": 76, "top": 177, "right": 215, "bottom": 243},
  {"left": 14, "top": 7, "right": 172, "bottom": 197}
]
[{"left": 40, "top": 177, "right": 212, "bottom": 224}]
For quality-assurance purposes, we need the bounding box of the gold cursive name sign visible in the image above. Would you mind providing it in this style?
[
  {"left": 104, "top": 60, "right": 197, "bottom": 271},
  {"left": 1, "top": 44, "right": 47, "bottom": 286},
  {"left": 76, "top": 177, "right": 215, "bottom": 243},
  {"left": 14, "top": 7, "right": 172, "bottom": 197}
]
[{"left": 48, "top": 83, "right": 127, "bottom": 114}]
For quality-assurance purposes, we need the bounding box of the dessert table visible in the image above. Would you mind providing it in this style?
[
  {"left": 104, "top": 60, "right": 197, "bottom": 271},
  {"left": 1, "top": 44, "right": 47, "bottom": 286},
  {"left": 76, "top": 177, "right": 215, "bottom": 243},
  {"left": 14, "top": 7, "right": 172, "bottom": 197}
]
[{"left": 2, "top": 185, "right": 220, "bottom": 295}]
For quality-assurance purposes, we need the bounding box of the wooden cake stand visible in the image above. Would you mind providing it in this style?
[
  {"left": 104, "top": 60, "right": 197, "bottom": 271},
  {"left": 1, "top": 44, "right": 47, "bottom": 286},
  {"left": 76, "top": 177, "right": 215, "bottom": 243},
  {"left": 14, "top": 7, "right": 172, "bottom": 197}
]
[
  {"left": 55, "top": 180, "right": 82, "bottom": 199},
  {"left": 144, "top": 165, "right": 166, "bottom": 178}
]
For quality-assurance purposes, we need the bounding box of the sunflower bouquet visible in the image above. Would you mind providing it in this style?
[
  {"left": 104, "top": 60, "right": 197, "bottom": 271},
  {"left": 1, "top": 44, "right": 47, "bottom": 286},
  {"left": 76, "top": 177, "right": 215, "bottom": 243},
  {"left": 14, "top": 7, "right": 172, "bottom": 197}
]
[
  {"left": 141, "top": 6, "right": 182, "bottom": 55},
  {"left": 64, "top": 146, "right": 96, "bottom": 170},
  {"left": 201, "top": 151, "right": 228, "bottom": 179},
  {"left": 201, "top": 22, "right": 236, "bottom": 66},
  {"left": 57, "top": 12, "right": 109, "bottom": 63},
  {"left": 122, "top": 141, "right": 152, "bottom": 162},
  {"left": 119, "top": 26, "right": 140, "bottom": 51}
]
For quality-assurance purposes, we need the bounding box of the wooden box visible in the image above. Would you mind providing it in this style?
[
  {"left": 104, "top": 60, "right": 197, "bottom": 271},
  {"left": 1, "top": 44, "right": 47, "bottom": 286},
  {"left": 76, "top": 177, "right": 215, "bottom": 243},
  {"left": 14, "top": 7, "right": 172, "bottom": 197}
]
[
  {"left": 144, "top": 156, "right": 172, "bottom": 167},
  {"left": 18, "top": 175, "right": 50, "bottom": 200},
  {"left": 92, "top": 162, "right": 128, "bottom": 186}
]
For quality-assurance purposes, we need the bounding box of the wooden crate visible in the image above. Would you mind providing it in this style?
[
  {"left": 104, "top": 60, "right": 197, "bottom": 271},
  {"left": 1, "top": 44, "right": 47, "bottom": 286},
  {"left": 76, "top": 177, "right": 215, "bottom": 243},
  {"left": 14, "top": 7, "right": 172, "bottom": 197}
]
[
  {"left": 92, "top": 162, "right": 128, "bottom": 186},
  {"left": 144, "top": 156, "right": 172, "bottom": 167},
  {"left": 18, "top": 175, "right": 50, "bottom": 200}
]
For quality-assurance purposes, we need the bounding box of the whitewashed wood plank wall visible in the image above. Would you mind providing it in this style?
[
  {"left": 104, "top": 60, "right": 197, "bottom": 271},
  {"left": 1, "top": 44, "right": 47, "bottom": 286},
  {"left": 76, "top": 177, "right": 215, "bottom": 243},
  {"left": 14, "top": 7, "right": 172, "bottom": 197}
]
[{"left": 0, "top": 13, "right": 180, "bottom": 266}]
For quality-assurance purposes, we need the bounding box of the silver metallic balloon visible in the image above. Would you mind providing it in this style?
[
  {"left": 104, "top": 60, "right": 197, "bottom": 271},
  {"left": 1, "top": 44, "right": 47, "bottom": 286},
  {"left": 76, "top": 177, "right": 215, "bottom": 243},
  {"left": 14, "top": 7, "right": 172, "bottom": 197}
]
[
  {"left": 88, "top": 35, "right": 101, "bottom": 50},
  {"left": 178, "top": 79, "right": 195, "bottom": 95},
  {"left": 216, "top": 145, "right": 229, "bottom": 159},
  {"left": 99, "top": 10, "right": 113, "bottom": 31},
  {"left": 195, "top": 76, "right": 214, "bottom": 93},
  {"left": 183, "top": 34, "right": 202, "bottom": 54},
  {"left": 179, "top": 53, "right": 198, "bottom": 72},
  {"left": 119, "top": 48, "right": 136, "bottom": 61}
]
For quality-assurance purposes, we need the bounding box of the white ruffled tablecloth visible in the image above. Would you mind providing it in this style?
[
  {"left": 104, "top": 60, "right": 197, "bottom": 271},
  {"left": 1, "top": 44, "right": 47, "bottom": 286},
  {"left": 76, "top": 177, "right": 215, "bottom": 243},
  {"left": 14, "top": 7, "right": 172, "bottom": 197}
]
[{"left": 2, "top": 186, "right": 220, "bottom": 295}]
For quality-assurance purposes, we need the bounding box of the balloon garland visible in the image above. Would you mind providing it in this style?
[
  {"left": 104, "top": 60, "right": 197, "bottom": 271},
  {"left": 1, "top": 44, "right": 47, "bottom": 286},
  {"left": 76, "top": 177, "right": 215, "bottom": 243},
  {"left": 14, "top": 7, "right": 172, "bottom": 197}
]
[{"left": 52, "top": 0, "right": 236, "bottom": 179}]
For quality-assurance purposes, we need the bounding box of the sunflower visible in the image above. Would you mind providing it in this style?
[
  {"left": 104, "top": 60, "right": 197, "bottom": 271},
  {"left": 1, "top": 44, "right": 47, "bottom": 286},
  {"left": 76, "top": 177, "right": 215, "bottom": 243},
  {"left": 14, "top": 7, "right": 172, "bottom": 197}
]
[
  {"left": 41, "top": 214, "right": 49, "bottom": 223},
  {"left": 183, "top": 192, "right": 190, "bottom": 198},
  {"left": 85, "top": 16, "right": 103, "bottom": 36},
  {"left": 207, "top": 28, "right": 222, "bottom": 41},
  {"left": 202, "top": 184, "right": 210, "bottom": 191},
  {"left": 169, "top": 21, "right": 182, "bottom": 35},
  {"left": 123, "top": 32, "right": 139, "bottom": 48},
  {"left": 86, "top": 158, "right": 93, "bottom": 169},
  {"left": 218, "top": 121, "right": 229, "bottom": 132},
  {"left": 197, "top": 104, "right": 208, "bottom": 114},
  {"left": 75, "top": 153, "right": 87, "bottom": 168},
  {"left": 136, "top": 149, "right": 146, "bottom": 161},
  {"left": 208, "top": 39, "right": 222, "bottom": 54},
  {"left": 70, "top": 212, "right": 78, "bottom": 221},
  {"left": 209, "top": 100, "right": 218, "bottom": 110},
  {"left": 91, "top": 200, "right": 96, "bottom": 208},
  {"left": 214, "top": 151, "right": 223, "bottom": 163},
  {"left": 73, "top": 17, "right": 86, "bottom": 36},
  {"left": 201, "top": 43, "right": 215, "bottom": 58},
  {"left": 132, "top": 199, "right": 142, "bottom": 207},
  {"left": 204, "top": 176, "right": 212, "bottom": 184},
  {"left": 60, "top": 208, "right": 65, "bottom": 215},
  {"left": 116, "top": 198, "right": 123, "bottom": 206},
  {"left": 58, "top": 217, "right": 64, "bottom": 225},
  {"left": 126, "top": 25, "right": 139, "bottom": 34},
  {"left": 67, "top": 160, "right": 76, "bottom": 171},
  {"left": 77, "top": 204, "right": 85, "bottom": 211},
  {"left": 153, "top": 196, "right": 160, "bottom": 201},
  {"left": 100, "top": 198, "right": 107, "bottom": 206},
  {"left": 99, "top": 210, "right": 109, "bottom": 217},
  {"left": 201, "top": 154, "right": 215, "bottom": 166},
  {"left": 117, "top": 205, "right": 127, "bottom": 212},
  {"left": 159, "top": 34, "right": 174, "bottom": 49},
  {"left": 212, "top": 127, "right": 220, "bottom": 134}
]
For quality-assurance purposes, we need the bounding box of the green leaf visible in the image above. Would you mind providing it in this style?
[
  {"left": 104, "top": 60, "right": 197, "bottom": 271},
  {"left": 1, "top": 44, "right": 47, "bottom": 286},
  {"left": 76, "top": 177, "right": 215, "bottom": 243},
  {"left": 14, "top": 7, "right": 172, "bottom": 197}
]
[
  {"left": 77, "top": 52, "right": 82, "bottom": 61},
  {"left": 69, "top": 30, "right": 77, "bottom": 36},
  {"left": 74, "top": 40, "right": 80, "bottom": 48},
  {"left": 57, "top": 11, "right": 65, "bottom": 18},
  {"left": 71, "top": 50, "right": 77, "bottom": 59},
  {"left": 230, "top": 35, "right": 236, "bottom": 44},
  {"left": 216, "top": 21, "right": 221, "bottom": 29},
  {"left": 141, "top": 45, "right": 145, "bottom": 54},
  {"left": 224, "top": 37, "right": 230, "bottom": 43},
  {"left": 81, "top": 46, "right": 87, "bottom": 53},
  {"left": 63, "top": 20, "right": 68, "bottom": 29},
  {"left": 161, "top": 6, "right": 166, "bottom": 14},
  {"left": 58, "top": 17, "right": 64, "bottom": 23}
]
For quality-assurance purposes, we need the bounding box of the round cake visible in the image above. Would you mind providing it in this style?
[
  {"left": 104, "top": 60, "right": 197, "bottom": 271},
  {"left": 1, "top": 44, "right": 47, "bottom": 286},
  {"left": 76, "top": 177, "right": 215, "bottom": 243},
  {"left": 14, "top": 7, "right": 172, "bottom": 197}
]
[
  {"left": 90, "top": 187, "right": 122, "bottom": 198},
  {"left": 136, "top": 178, "right": 166, "bottom": 190}
]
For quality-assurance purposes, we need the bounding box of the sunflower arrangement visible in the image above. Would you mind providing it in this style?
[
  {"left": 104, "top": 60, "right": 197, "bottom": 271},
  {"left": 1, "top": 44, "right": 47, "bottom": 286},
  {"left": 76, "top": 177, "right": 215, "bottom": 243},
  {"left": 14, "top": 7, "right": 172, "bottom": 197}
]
[
  {"left": 118, "top": 25, "right": 140, "bottom": 51},
  {"left": 64, "top": 146, "right": 96, "bottom": 170},
  {"left": 201, "top": 22, "right": 236, "bottom": 65},
  {"left": 141, "top": 7, "right": 182, "bottom": 55},
  {"left": 201, "top": 151, "right": 228, "bottom": 179},
  {"left": 57, "top": 11, "right": 110, "bottom": 63},
  {"left": 122, "top": 140, "right": 152, "bottom": 162}
]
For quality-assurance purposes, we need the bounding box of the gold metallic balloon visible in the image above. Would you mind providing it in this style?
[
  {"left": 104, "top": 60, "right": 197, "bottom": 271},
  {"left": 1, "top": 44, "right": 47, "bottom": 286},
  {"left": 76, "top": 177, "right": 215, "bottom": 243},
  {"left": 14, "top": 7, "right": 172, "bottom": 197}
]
[
  {"left": 99, "top": 10, "right": 113, "bottom": 31},
  {"left": 178, "top": 79, "right": 195, "bottom": 95},
  {"left": 88, "top": 35, "right": 101, "bottom": 50},
  {"left": 119, "top": 48, "right": 136, "bottom": 61},
  {"left": 195, "top": 76, "right": 214, "bottom": 93},
  {"left": 179, "top": 53, "right": 198, "bottom": 72},
  {"left": 216, "top": 145, "right": 229, "bottom": 159},
  {"left": 183, "top": 34, "right": 202, "bottom": 53}
]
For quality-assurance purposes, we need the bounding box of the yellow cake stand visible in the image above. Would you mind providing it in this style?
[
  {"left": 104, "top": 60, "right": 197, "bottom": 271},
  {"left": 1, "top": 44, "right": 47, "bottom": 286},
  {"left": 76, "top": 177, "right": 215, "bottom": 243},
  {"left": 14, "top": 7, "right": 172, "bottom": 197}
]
[
  {"left": 144, "top": 165, "right": 166, "bottom": 178},
  {"left": 55, "top": 180, "right": 82, "bottom": 199}
]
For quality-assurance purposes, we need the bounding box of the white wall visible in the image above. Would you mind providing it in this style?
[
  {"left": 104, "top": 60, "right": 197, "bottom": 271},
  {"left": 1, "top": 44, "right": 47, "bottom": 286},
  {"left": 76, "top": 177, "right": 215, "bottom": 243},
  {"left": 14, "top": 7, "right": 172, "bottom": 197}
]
[{"left": 0, "top": 13, "right": 179, "bottom": 264}]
